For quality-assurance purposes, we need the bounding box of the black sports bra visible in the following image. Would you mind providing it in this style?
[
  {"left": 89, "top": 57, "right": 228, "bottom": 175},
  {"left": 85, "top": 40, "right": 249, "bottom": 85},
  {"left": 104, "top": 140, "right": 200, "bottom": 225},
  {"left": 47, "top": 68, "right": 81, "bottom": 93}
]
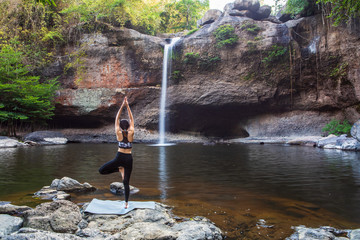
[{"left": 118, "top": 131, "right": 132, "bottom": 149}]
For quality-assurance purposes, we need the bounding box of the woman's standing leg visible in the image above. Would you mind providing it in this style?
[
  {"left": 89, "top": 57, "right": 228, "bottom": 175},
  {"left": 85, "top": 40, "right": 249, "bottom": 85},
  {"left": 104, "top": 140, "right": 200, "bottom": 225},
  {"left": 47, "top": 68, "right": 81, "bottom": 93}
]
[{"left": 123, "top": 164, "right": 133, "bottom": 208}]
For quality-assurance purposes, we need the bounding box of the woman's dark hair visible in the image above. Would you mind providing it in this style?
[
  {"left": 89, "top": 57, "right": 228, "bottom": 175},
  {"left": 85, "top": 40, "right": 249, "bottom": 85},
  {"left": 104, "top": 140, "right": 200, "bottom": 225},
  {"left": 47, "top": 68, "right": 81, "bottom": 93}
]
[{"left": 120, "top": 119, "right": 130, "bottom": 130}]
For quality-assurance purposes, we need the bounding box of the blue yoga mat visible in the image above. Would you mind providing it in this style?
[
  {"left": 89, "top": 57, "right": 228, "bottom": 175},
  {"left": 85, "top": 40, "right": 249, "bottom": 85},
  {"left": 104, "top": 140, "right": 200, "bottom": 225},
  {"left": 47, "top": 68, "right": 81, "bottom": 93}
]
[{"left": 85, "top": 198, "right": 156, "bottom": 215}]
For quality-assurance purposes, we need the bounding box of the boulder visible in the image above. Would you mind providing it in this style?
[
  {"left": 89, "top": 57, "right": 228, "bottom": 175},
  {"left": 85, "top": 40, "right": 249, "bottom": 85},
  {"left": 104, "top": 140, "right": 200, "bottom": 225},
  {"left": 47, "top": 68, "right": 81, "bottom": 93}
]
[
  {"left": 110, "top": 182, "right": 140, "bottom": 195},
  {"left": 50, "top": 177, "right": 96, "bottom": 192},
  {"left": 317, "top": 134, "right": 360, "bottom": 151},
  {"left": 0, "top": 136, "right": 24, "bottom": 148},
  {"left": 234, "top": 0, "right": 260, "bottom": 12},
  {"left": 351, "top": 119, "right": 360, "bottom": 142},
  {"left": 23, "top": 131, "right": 68, "bottom": 145},
  {"left": 34, "top": 186, "right": 71, "bottom": 201},
  {"left": 254, "top": 5, "right": 271, "bottom": 20},
  {"left": 0, "top": 203, "right": 32, "bottom": 215},
  {"left": 223, "top": 2, "right": 235, "bottom": 13},
  {"left": 276, "top": 5, "right": 292, "bottom": 22},
  {"left": 83, "top": 202, "right": 223, "bottom": 239},
  {"left": 23, "top": 200, "right": 82, "bottom": 234},
  {"left": 198, "top": 9, "right": 223, "bottom": 26},
  {"left": 0, "top": 214, "right": 23, "bottom": 236},
  {"left": 286, "top": 226, "right": 353, "bottom": 240}
]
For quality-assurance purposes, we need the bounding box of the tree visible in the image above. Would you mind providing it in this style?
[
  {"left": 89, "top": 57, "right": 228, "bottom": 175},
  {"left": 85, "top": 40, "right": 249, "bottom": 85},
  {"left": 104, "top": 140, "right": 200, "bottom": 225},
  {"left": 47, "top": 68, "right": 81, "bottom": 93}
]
[
  {"left": 0, "top": 40, "right": 59, "bottom": 136},
  {"left": 316, "top": 0, "right": 360, "bottom": 25}
]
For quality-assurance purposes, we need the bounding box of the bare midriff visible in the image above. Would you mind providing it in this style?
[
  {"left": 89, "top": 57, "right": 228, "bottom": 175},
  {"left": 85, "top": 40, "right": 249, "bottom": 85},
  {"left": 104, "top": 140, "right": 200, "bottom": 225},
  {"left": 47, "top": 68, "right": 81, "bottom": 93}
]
[{"left": 118, "top": 148, "right": 132, "bottom": 154}]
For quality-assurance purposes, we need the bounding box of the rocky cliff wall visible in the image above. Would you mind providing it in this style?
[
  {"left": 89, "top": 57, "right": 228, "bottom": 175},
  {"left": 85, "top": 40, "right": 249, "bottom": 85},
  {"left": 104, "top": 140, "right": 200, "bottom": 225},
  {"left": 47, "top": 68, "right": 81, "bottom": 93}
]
[{"left": 49, "top": 9, "right": 360, "bottom": 138}]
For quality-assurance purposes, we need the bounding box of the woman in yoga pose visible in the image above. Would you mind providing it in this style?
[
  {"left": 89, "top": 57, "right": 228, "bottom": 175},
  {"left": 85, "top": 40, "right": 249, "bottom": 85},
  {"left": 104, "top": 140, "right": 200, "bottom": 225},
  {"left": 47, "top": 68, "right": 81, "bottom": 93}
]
[{"left": 99, "top": 96, "right": 134, "bottom": 209}]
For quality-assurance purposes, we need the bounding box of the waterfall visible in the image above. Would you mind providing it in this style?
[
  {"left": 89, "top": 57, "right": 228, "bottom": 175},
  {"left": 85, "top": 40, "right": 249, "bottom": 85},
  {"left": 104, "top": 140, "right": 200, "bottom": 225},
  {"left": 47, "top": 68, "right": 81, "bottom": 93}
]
[{"left": 158, "top": 37, "right": 180, "bottom": 145}]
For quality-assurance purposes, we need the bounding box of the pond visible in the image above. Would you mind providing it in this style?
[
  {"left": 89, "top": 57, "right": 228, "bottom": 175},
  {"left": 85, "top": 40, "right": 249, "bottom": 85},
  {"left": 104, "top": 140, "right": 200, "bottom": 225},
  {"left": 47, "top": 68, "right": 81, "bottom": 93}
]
[{"left": 1, "top": 143, "right": 360, "bottom": 239}]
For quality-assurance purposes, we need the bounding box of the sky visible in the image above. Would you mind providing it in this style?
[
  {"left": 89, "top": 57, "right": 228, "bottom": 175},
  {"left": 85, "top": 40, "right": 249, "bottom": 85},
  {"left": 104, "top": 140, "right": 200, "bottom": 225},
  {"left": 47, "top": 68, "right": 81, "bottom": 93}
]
[{"left": 209, "top": 0, "right": 279, "bottom": 11}]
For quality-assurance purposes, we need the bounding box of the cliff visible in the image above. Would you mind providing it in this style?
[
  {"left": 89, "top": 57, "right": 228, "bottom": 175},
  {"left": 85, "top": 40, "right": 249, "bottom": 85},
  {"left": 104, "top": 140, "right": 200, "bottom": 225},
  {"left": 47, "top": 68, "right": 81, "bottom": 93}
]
[{"left": 47, "top": 6, "right": 360, "bottom": 139}]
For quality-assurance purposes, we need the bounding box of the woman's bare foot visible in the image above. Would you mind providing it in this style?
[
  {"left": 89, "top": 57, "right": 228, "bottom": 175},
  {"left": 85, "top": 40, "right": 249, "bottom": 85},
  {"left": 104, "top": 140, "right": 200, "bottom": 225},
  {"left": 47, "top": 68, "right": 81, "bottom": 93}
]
[{"left": 125, "top": 202, "right": 129, "bottom": 209}]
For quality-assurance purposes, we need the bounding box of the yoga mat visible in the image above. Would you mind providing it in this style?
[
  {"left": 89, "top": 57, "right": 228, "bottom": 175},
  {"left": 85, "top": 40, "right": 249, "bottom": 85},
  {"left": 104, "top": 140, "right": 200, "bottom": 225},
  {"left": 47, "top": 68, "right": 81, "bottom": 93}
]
[{"left": 84, "top": 198, "right": 156, "bottom": 215}]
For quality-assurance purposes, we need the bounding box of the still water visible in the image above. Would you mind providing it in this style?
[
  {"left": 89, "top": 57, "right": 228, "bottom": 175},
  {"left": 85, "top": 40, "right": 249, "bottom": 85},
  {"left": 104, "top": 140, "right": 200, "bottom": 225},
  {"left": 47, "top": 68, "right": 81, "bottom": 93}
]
[{"left": 1, "top": 143, "right": 360, "bottom": 239}]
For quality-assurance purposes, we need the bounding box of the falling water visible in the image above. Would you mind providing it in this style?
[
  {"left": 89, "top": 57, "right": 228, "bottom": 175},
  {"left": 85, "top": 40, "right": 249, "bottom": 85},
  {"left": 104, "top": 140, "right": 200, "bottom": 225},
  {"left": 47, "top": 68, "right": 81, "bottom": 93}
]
[{"left": 158, "top": 37, "right": 180, "bottom": 145}]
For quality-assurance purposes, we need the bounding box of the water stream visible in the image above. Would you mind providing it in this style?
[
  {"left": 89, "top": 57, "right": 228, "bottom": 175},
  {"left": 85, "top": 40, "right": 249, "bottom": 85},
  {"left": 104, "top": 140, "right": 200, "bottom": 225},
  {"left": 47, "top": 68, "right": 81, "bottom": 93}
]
[{"left": 158, "top": 38, "right": 180, "bottom": 145}]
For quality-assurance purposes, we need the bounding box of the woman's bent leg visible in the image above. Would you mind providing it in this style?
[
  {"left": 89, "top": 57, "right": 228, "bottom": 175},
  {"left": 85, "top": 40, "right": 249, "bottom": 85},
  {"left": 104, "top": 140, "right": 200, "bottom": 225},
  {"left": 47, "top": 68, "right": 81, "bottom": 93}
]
[{"left": 99, "top": 154, "right": 120, "bottom": 174}]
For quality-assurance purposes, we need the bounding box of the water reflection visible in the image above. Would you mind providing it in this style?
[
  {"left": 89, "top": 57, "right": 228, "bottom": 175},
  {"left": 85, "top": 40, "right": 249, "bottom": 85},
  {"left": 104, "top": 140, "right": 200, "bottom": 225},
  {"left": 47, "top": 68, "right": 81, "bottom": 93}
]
[{"left": 158, "top": 146, "right": 168, "bottom": 200}]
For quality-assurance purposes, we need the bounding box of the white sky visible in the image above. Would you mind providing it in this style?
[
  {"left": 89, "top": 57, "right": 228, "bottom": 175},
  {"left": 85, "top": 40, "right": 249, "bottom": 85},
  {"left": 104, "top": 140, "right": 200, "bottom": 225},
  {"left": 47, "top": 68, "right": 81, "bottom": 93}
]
[{"left": 209, "top": 0, "right": 279, "bottom": 11}]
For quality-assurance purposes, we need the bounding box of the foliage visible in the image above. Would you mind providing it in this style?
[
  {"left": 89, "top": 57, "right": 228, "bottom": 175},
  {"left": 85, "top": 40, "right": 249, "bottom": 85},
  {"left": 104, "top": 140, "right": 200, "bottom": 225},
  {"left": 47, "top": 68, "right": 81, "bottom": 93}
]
[
  {"left": 262, "top": 44, "right": 288, "bottom": 65},
  {"left": 0, "top": 40, "right": 59, "bottom": 136},
  {"left": 184, "top": 52, "right": 200, "bottom": 64},
  {"left": 322, "top": 119, "right": 352, "bottom": 136},
  {"left": 285, "top": 0, "right": 309, "bottom": 16},
  {"left": 213, "top": 25, "right": 239, "bottom": 48},
  {"left": 183, "top": 52, "right": 221, "bottom": 70},
  {"left": 330, "top": 62, "right": 348, "bottom": 78},
  {"left": 317, "top": 0, "right": 360, "bottom": 26},
  {"left": 241, "top": 22, "right": 261, "bottom": 35},
  {"left": 187, "top": 28, "right": 199, "bottom": 35}
]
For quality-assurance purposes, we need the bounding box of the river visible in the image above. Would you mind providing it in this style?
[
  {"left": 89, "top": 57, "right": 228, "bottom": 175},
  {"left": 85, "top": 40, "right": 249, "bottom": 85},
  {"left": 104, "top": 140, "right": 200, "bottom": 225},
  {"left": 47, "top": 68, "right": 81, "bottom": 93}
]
[{"left": 1, "top": 143, "right": 360, "bottom": 239}]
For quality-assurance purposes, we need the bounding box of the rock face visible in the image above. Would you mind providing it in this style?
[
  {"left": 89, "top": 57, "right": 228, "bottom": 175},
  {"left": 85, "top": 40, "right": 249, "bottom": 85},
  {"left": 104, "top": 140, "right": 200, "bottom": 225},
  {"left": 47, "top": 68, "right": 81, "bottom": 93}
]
[{"left": 48, "top": 1, "right": 360, "bottom": 139}]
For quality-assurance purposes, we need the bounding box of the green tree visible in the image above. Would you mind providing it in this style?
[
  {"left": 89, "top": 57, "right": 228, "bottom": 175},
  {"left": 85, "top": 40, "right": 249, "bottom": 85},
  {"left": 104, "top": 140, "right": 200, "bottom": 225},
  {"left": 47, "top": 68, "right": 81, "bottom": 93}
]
[
  {"left": 317, "top": 0, "right": 360, "bottom": 25},
  {"left": 285, "top": 0, "right": 309, "bottom": 15},
  {"left": 0, "top": 41, "right": 58, "bottom": 136}
]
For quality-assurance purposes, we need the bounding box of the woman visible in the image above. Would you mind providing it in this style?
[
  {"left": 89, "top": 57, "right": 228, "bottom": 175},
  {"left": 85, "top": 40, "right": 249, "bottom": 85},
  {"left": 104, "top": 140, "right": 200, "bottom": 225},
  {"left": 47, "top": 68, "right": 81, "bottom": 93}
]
[{"left": 99, "top": 96, "right": 134, "bottom": 209}]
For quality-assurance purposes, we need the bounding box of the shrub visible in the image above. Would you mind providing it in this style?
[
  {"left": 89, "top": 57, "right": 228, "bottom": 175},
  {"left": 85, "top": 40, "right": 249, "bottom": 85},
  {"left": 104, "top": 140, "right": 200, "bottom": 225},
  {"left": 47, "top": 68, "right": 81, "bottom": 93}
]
[
  {"left": 262, "top": 44, "right": 288, "bottom": 66},
  {"left": 322, "top": 119, "right": 352, "bottom": 136},
  {"left": 241, "top": 22, "right": 261, "bottom": 35},
  {"left": 183, "top": 52, "right": 200, "bottom": 64},
  {"left": 183, "top": 52, "right": 221, "bottom": 70},
  {"left": 213, "top": 25, "right": 239, "bottom": 48},
  {"left": 199, "top": 56, "right": 221, "bottom": 70}
]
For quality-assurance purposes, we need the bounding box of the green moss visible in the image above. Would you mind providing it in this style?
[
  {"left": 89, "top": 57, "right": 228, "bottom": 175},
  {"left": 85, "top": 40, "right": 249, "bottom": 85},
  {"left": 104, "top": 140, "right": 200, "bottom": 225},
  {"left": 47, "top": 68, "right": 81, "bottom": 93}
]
[{"left": 322, "top": 119, "right": 352, "bottom": 136}]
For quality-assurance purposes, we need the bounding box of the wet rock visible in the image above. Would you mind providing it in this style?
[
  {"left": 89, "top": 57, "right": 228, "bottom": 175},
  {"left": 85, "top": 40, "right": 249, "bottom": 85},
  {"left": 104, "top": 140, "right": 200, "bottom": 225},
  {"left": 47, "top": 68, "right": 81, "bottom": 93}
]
[
  {"left": 0, "top": 214, "right": 23, "bottom": 236},
  {"left": 23, "top": 131, "right": 68, "bottom": 145},
  {"left": 51, "top": 177, "right": 96, "bottom": 192},
  {"left": 110, "top": 182, "right": 140, "bottom": 195},
  {"left": 0, "top": 136, "right": 24, "bottom": 148},
  {"left": 351, "top": 119, "right": 360, "bottom": 142},
  {"left": 0, "top": 204, "right": 32, "bottom": 215},
  {"left": 34, "top": 186, "right": 71, "bottom": 201},
  {"left": 23, "top": 200, "right": 82, "bottom": 234},
  {"left": 286, "top": 136, "right": 321, "bottom": 146},
  {"left": 317, "top": 134, "right": 360, "bottom": 151}
]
